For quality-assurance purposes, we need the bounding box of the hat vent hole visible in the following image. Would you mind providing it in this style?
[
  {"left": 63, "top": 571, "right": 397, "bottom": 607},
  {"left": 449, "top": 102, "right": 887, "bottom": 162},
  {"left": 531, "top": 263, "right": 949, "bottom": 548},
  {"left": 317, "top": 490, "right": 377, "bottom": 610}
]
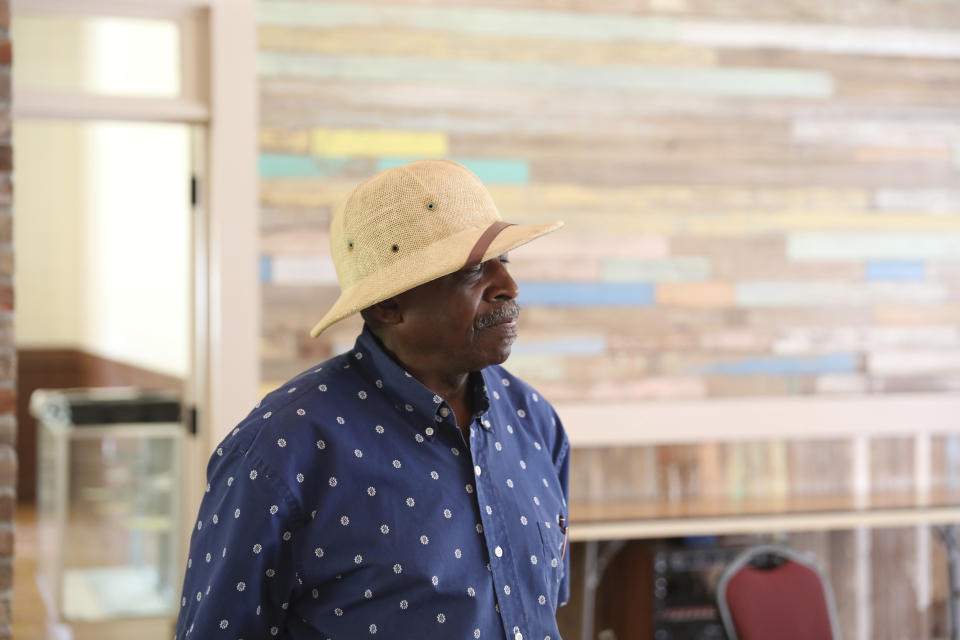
[
  {"left": 391, "top": 244, "right": 399, "bottom": 253},
  {"left": 426, "top": 202, "right": 436, "bottom": 211},
  {"left": 347, "top": 241, "right": 354, "bottom": 250}
]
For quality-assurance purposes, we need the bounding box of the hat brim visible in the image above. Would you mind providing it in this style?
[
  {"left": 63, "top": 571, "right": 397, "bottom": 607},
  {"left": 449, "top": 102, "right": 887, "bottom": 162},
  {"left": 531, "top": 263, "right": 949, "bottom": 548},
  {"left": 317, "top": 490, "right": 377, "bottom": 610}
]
[{"left": 309, "top": 220, "right": 564, "bottom": 337}]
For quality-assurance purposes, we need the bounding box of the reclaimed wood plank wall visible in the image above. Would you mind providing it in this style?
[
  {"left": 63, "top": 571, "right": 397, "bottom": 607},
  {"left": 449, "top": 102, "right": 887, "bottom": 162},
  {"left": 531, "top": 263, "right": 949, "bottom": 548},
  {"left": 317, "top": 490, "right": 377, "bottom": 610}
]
[
  {"left": 258, "top": 0, "right": 960, "bottom": 404},
  {"left": 258, "top": 2, "right": 960, "bottom": 637}
]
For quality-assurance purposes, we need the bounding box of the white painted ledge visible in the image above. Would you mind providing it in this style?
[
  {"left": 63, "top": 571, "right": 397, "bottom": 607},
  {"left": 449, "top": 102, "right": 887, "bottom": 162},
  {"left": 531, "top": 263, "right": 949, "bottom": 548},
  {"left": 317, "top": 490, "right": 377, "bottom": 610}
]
[
  {"left": 556, "top": 393, "right": 960, "bottom": 447},
  {"left": 569, "top": 505, "right": 960, "bottom": 541}
]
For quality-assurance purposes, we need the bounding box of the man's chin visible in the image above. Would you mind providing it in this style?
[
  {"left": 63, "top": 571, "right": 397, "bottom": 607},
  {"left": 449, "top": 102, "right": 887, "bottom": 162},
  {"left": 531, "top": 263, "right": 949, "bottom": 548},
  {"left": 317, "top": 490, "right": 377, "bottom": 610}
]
[
  {"left": 470, "top": 327, "right": 517, "bottom": 367},
  {"left": 485, "top": 342, "right": 514, "bottom": 367}
]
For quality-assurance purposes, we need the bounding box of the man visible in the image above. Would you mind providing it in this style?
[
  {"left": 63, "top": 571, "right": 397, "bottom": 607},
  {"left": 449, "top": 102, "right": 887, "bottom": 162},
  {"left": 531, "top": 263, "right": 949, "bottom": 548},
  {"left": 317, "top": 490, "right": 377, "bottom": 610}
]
[{"left": 175, "top": 159, "right": 570, "bottom": 640}]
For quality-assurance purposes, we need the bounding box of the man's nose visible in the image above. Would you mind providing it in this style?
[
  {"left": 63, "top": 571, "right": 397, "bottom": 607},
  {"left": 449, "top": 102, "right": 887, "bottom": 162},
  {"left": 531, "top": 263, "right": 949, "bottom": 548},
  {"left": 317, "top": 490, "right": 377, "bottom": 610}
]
[{"left": 485, "top": 259, "right": 519, "bottom": 301}]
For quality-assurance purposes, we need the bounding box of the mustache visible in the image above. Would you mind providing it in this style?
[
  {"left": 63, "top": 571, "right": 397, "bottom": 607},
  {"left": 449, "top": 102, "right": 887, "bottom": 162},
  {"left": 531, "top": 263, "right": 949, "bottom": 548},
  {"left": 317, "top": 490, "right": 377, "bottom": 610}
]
[{"left": 474, "top": 301, "right": 520, "bottom": 330}]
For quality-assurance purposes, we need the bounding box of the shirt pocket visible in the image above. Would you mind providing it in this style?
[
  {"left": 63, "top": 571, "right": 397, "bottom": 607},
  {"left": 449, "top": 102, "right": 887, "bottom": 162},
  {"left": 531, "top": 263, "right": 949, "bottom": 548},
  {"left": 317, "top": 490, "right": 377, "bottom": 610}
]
[{"left": 536, "top": 518, "right": 565, "bottom": 605}]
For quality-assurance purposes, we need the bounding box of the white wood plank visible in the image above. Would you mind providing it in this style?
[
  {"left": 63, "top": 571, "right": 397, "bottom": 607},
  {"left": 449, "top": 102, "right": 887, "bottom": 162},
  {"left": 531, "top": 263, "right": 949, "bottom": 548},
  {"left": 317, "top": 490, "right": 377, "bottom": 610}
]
[{"left": 679, "top": 19, "right": 960, "bottom": 59}]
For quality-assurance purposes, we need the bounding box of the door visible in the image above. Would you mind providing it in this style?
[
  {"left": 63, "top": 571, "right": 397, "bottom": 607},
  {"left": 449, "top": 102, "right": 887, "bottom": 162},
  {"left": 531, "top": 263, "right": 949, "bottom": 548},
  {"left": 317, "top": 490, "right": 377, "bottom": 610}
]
[{"left": 11, "top": 1, "right": 255, "bottom": 634}]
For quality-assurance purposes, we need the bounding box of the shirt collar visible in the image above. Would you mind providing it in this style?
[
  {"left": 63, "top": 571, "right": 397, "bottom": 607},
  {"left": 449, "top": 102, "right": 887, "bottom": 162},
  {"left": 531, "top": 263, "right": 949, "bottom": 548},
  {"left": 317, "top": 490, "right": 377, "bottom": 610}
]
[{"left": 353, "top": 324, "right": 491, "bottom": 430}]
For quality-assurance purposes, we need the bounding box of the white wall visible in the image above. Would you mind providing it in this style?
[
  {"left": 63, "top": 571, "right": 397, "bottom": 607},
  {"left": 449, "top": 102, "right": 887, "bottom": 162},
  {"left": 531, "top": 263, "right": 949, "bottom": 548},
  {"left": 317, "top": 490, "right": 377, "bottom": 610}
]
[
  {"left": 14, "top": 120, "right": 192, "bottom": 379},
  {"left": 81, "top": 122, "right": 191, "bottom": 378}
]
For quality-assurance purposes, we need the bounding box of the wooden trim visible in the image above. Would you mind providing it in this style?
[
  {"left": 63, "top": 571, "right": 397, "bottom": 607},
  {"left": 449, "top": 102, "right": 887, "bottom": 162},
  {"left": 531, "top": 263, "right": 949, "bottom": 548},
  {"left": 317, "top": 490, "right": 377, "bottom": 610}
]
[
  {"left": 13, "top": 93, "right": 210, "bottom": 123},
  {"left": 204, "top": 0, "right": 258, "bottom": 445},
  {"left": 12, "top": 0, "right": 209, "bottom": 18}
]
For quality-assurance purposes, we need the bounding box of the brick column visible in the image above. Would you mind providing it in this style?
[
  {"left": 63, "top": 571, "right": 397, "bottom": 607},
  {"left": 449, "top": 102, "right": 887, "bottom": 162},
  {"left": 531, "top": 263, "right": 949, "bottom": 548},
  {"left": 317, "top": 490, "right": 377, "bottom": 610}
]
[{"left": 0, "top": 0, "right": 14, "bottom": 637}]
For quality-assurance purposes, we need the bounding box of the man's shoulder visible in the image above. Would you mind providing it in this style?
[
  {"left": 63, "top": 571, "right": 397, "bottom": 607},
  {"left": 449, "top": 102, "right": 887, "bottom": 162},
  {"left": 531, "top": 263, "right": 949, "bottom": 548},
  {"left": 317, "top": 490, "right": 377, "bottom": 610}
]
[{"left": 219, "top": 350, "right": 361, "bottom": 457}]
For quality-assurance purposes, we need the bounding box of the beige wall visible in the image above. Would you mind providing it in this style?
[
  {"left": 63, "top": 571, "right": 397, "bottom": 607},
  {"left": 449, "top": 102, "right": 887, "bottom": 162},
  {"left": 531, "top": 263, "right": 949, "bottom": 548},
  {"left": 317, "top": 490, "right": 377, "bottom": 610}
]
[
  {"left": 12, "top": 14, "right": 191, "bottom": 379},
  {"left": 13, "top": 121, "right": 84, "bottom": 348},
  {"left": 14, "top": 120, "right": 191, "bottom": 379}
]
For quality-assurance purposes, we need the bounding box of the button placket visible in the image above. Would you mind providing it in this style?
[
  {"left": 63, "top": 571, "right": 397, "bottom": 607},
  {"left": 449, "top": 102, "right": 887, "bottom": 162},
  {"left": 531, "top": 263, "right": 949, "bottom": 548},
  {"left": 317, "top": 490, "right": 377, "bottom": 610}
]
[{"left": 470, "top": 418, "right": 532, "bottom": 640}]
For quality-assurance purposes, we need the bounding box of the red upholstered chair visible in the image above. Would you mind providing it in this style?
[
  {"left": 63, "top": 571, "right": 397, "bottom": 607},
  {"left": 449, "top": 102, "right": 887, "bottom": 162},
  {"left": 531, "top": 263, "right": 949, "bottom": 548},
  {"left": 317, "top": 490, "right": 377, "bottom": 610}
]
[{"left": 716, "top": 544, "right": 841, "bottom": 640}]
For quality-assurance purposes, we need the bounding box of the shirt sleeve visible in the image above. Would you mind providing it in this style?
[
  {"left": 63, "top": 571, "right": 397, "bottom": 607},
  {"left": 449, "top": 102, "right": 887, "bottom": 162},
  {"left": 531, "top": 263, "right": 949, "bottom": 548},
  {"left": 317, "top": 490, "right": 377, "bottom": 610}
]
[
  {"left": 552, "top": 410, "right": 572, "bottom": 607},
  {"left": 175, "top": 445, "right": 303, "bottom": 639}
]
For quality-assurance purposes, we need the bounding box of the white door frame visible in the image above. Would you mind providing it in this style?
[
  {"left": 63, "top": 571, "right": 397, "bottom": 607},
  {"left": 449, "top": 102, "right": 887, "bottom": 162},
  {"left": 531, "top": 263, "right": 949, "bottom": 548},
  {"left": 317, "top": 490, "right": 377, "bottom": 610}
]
[{"left": 12, "top": 0, "right": 259, "bottom": 566}]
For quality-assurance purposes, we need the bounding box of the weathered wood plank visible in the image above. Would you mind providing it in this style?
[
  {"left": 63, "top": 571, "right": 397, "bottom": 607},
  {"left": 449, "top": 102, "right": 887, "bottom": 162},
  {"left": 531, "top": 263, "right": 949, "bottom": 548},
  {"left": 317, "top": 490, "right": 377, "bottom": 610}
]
[
  {"left": 259, "top": 25, "right": 718, "bottom": 66},
  {"left": 260, "top": 1, "right": 960, "bottom": 49},
  {"left": 736, "top": 281, "right": 949, "bottom": 306},
  {"left": 305, "top": 0, "right": 960, "bottom": 29},
  {"left": 259, "top": 52, "right": 835, "bottom": 98},
  {"left": 261, "top": 79, "right": 960, "bottom": 129}
]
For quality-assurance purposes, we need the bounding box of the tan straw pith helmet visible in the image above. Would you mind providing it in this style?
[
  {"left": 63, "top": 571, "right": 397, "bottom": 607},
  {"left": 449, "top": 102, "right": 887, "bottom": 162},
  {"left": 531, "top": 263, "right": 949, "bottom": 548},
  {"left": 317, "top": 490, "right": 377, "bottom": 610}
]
[{"left": 309, "top": 159, "right": 563, "bottom": 337}]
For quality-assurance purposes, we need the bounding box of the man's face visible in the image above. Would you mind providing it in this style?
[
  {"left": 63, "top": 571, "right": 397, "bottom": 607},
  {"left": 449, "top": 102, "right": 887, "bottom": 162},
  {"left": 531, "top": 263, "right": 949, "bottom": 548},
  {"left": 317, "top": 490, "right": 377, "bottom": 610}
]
[{"left": 393, "top": 255, "right": 520, "bottom": 375}]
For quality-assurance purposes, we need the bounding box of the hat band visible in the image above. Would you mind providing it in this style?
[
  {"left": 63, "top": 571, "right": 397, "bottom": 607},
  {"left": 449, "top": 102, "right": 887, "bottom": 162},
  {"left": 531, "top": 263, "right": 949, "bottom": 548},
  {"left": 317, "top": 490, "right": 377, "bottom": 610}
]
[{"left": 464, "top": 221, "right": 515, "bottom": 268}]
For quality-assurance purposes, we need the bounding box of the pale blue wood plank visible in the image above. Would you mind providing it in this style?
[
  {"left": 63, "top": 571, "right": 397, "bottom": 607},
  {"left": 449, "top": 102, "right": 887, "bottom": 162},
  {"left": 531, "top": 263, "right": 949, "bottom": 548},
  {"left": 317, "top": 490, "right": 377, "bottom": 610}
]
[
  {"left": 258, "top": 53, "right": 834, "bottom": 98},
  {"left": 866, "top": 261, "right": 926, "bottom": 281},
  {"left": 260, "top": 256, "right": 273, "bottom": 283},
  {"left": 518, "top": 282, "right": 655, "bottom": 307}
]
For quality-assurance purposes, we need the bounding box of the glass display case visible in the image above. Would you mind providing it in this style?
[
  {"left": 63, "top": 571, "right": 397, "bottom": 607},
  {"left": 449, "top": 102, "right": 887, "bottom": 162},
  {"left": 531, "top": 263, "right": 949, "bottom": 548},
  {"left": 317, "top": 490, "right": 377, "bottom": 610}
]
[{"left": 31, "top": 387, "right": 183, "bottom": 622}]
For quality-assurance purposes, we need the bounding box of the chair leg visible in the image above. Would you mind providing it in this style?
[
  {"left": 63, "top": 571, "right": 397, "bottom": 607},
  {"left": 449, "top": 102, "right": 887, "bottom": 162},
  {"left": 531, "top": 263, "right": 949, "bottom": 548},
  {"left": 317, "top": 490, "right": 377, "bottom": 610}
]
[
  {"left": 581, "top": 540, "right": 599, "bottom": 640},
  {"left": 579, "top": 540, "right": 629, "bottom": 640}
]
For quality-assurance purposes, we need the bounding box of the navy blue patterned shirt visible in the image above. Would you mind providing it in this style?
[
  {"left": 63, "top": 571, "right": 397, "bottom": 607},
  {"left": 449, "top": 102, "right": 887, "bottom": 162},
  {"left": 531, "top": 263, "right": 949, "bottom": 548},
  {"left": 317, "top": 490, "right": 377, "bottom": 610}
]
[{"left": 176, "top": 325, "right": 571, "bottom": 640}]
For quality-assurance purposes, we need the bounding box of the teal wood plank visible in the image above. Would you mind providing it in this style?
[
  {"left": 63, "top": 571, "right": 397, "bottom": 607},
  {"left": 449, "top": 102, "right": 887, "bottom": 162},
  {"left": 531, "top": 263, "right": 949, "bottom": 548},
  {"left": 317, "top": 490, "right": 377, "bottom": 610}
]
[
  {"left": 377, "top": 158, "right": 529, "bottom": 184},
  {"left": 260, "top": 153, "right": 349, "bottom": 178}
]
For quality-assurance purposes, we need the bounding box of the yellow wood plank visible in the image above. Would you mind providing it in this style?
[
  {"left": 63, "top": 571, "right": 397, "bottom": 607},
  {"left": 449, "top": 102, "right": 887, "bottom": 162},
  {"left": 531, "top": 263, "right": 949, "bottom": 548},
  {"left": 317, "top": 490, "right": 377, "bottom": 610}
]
[{"left": 261, "top": 182, "right": 960, "bottom": 233}]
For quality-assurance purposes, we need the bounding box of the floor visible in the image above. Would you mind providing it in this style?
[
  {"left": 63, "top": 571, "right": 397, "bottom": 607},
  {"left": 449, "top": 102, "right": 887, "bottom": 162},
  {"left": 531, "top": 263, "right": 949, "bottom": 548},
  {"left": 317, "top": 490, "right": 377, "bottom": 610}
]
[{"left": 13, "top": 505, "right": 174, "bottom": 640}]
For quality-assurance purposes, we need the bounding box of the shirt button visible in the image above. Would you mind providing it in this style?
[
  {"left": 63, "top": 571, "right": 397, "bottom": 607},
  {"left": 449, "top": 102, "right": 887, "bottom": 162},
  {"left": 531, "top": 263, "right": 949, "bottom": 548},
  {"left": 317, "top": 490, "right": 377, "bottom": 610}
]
[
  {"left": 515, "top": 633, "right": 523, "bottom": 640},
  {"left": 425, "top": 427, "right": 435, "bottom": 437},
  {"left": 475, "top": 465, "right": 482, "bottom": 476},
  {"left": 494, "top": 546, "right": 503, "bottom": 558},
  {"left": 439, "top": 407, "right": 450, "bottom": 418}
]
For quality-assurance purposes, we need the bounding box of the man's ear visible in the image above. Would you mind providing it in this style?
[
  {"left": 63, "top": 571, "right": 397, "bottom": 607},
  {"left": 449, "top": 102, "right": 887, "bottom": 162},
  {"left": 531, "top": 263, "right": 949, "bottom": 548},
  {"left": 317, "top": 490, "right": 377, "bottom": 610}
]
[{"left": 364, "top": 297, "right": 402, "bottom": 326}]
